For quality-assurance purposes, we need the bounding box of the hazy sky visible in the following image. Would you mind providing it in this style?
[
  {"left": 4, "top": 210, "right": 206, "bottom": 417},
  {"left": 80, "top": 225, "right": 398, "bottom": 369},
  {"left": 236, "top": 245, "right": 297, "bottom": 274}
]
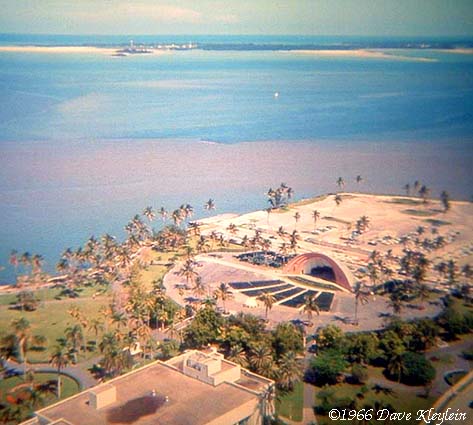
[{"left": 1, "top": 0, "right": 473, "bottom": 36}]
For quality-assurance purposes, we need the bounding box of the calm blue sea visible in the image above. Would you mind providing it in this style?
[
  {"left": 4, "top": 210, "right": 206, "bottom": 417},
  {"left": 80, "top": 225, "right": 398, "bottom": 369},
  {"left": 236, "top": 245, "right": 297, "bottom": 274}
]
[{"left": 0, "top": 34, "right": 473, "bottom": 283}]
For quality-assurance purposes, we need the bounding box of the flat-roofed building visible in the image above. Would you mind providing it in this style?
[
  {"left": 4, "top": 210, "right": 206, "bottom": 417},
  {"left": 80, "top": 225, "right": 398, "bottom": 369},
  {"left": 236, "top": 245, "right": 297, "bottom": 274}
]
[{"left": 21, "top": 348, "right": 274, "bottom": 425}]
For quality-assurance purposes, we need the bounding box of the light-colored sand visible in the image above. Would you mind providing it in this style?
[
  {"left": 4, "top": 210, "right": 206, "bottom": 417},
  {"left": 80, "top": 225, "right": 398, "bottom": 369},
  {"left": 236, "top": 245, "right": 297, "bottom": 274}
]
[
  {"left": 435, "top": 48, "right": 473, "bottom": 55},
  {"left": 162, "top": 193, "right": 472, "bottom": 330},
  {"left": 289, "top": 49, "right": 436, "bottom": 62},
  {"left": 199, "top": 192, "right": 473, "bottom": 284}
]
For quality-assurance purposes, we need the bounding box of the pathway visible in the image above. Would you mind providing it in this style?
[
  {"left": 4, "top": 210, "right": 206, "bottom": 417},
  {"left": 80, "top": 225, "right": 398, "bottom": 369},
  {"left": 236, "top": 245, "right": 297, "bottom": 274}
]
[{"left": 4, "top": 356, "right": 99, "bottom": 390}]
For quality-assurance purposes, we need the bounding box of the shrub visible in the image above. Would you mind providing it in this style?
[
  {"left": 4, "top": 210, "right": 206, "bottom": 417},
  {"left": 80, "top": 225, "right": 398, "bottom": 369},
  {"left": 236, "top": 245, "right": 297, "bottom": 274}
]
[
  {"left": 316, "top": 325, "right": 345, "bottom": 351},
  {"left": 305, "top": 349, "right": 348, "bottom": 386},
  {"left": 438, "top": 306, "right": 470, "bottom": 340},
  {"left": 351, "top": 363, "right": 369, "bottom": 384},
  {"left": 401, "top": 352, "right": 436, "bottom": 386}
]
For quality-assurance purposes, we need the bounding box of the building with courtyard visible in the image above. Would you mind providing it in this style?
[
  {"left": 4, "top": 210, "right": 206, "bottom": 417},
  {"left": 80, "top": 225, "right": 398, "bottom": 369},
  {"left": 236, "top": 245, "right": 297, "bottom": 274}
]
[{"left": 21, "top": 348, "right": 274, "bottom": 425}]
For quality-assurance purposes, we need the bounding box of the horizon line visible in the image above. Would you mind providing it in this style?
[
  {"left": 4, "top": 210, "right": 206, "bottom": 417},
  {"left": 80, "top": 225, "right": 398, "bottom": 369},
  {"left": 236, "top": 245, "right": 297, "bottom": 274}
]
[{"left": 1, "top": 32, "right": 473, "bottom": 39}]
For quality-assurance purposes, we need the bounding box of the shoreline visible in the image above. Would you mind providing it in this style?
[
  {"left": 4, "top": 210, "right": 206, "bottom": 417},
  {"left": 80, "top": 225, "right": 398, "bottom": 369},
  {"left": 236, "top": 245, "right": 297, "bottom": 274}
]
[
  {"left": 0, "top": 45, "right": 468, "bottom": 60},
  {"left": 288, "top": 48, "right": 437, "bottom": 62},
  {"left": 2, "top": 191, "right": 472, "bottom": 289}
]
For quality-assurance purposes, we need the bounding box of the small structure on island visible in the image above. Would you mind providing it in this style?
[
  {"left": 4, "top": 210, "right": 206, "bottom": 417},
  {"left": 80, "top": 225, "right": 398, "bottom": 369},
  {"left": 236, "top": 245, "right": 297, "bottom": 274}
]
[{"left": 283, "top": 252, "right": 353, "bottom": 292}]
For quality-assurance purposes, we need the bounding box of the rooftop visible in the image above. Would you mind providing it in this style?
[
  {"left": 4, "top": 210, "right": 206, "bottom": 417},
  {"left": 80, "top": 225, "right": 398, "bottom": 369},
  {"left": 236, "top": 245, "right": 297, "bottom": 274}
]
[{"left": 25, "top": 350, "right": 273, "bottom": 425}]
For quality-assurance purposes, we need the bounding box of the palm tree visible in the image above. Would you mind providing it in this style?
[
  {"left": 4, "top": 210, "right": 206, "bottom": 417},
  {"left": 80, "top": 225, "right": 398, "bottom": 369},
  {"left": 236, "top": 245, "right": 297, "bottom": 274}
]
[
  {"left": 388, "top": 290, "right": 404, "bottom": 316},
  {"left": 266, "top": 207, "right": 272, "bottom": 227},
  {"left": 302, "top": 294, "right": 320, "bottom": 321},
  {"left": 353, "top": 282, "right": 369, "bottom": 325},
  {"left": 227, "top": 344, "right": 249, "bottom": 367},
  {"left": 387, "top": 350, "right": 407, "bottom": 383},
  {"left": 334, "top": 194, "right": 342, "bottom": 207},
  {"left": 214, "top": 282, "right": 233, "bottom": 313},
  {"left": 183, "top": 204, "right": 194, "bottom": 221},
  {"left": 179, "top": 258, "right": 199, "bottom": 288},
  {"left": 65, "top": 325, "right": 84, "bottom": 362},
  {"left": 312, "top": 210, "right": 320, "bottom": 232},
  {"left": 49, "top": 345, "right": 71, "bottom": 398},
  {"left": 196, "top": 235, "right": 210, "bottom": 253},
  {"left": 279, "top": 243, "right": 289, "bottom": 259},
  {"left": 289, "top": 230, "right": 299, "bottom": 254},
  {"left": 293, "top": 212, "right": 300, "bottom": 230},
  {"left": 258, "top": 292, "right": 276, "bottom": 318},
  {"left": 261, "top": 239, "right": 272, "bottom": 263},
  {"left": 99, "top": 333, "right": 129, "bottom": 378},
  {"left": 88, "top": 318, "right": 104, "bottom": 344},
  {"left": 416, "top": 283, "right": 430, "bottom": 308},
  {"left": 336, "top": 177, "right": 345, "bottom": 191},
  {"left": 142, "top": 206, "right": 155, "bottom": 222},
  {"left": 193, "top": 276, "right": 207, "bottom": 299},
  {"left": 20, "top": 252, "right": 32, "bottom": 271},
  {"left": 404, "top": 183, "right": 410, "bottom": 196},
  {"left": 440, "top": 191, "right": 450, "bottom": 212},
  {"left": 461, "top": 264, "right": 473, "bottom": 283},
  {"left": 171, "top": 209, "right": 183, "bottom": 227},
  {"left": 0, "top": 334, "right": 17, "bottom": 368},
  {"left": 250, "top": 344, "right": 274, "bottom": 376},
  {"left": 447, "top": 259, "right": 458, "bottom": 286},
  {"left": 11, "top": 317, "right": 41, "bottom": 379},
  {"left": 204, "top": 198, "right": 216, "bottom": 212},
  {"left": 9, "top": 249, "right": 19, "bottom": 271},
  {"left": 158, "top": 207, "right": 168, "bottom": 222},
  {"left": 367, "top": 263, "right": 379, "bottom": 287},
  {"left": 226, "top": 223, "right": 238, "bottom": 237},
  {"left": 277, "top": 226, "right": 286, "bottom": 240},
  {"left": 277, "top": 351, "right": 302, "bottom": 391},
  {"left": 418, "top": 185, "right": 430, "bottom": 204}
]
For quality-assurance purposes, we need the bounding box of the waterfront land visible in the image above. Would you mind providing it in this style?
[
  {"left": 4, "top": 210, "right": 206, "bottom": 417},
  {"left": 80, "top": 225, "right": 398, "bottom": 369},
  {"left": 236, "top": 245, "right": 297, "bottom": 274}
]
[{"left": 1, "top": 191, "right": 472, "bottom": 424}]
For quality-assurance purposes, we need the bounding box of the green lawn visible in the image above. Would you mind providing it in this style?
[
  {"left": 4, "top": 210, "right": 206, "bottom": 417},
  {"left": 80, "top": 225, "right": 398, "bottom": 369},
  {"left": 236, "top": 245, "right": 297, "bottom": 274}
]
[
  {"left": 276, "top": 381, "right": 304, "bottom": 422},
  {"left": 0, "top": 295, "right": 110, "bottom": 363},
  {"left": 139, "top": 263, "right": 172, "bottom": 291},
  {"left": 449, "top": 296, "right": 473, "bottom": 316},
  {"left": 423, "top": 218, "right": 451, "bottom": 226},
  {"left": 401, "top": 209, "right": 438, "bottom": 217},
  {"left": 0, "top": 283, "right": 110, "bottom": 307},
  {"left": 0, "top": 372, "right": 80, "bottom": 403},
  {"left": 385, "top": 198, "right": 423, "bottom": 206}
]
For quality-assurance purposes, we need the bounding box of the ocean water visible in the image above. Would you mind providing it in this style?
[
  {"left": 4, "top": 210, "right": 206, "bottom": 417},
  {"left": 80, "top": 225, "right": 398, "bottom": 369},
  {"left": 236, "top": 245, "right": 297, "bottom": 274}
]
[{"left": 0, "top": 35, "right": 473, "bottom": 283}]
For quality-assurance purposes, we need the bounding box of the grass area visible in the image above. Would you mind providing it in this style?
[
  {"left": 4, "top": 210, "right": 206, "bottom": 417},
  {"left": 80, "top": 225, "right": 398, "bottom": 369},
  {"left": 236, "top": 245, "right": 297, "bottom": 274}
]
[
  {"left": 0, "top": 296, "right": 110, "bottom": 363},
  {"left": 322, "top": 216, "right": 351, "bottom": 225},
  {"left": 385, "top": 198, "right": 423, "bottom": 206},
  {"left": 271, "top": 206, "right": 291, "bottom": 214},
  {"left": 211, "top": 244, "right": 246, "bottom": 253},
  {"left": 276, "top": 381, "right": 304, "bottom": 422},
  {"left": 401, "top": 209, "right": 438, "bottom": 217},
  {"left": 0, "top": 372, "right": 80, "bottom": 403},
  {"left": 314, "top": 375, "right": 435, "bottom": 425},
  {"left": 423, "top": 218, "right": 451, "bottom": 226},
  {"left": 449, "top": 296, "right": 473, "bottom": 316},
  {"left": 0, "top": 283, "right": 110, "bottom": 307},
  {"left": 0, "top": 372, "right": 80, "bottom": 423},
  {"left": 289, "top": 194, "right": 329, "bottom": 207}
]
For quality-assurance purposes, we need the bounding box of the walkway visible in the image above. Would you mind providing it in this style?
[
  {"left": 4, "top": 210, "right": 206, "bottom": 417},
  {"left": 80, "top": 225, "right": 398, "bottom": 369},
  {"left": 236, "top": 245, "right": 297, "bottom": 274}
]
[{"left": 4, "top": 356, "right": 99, "bottom": 390}]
